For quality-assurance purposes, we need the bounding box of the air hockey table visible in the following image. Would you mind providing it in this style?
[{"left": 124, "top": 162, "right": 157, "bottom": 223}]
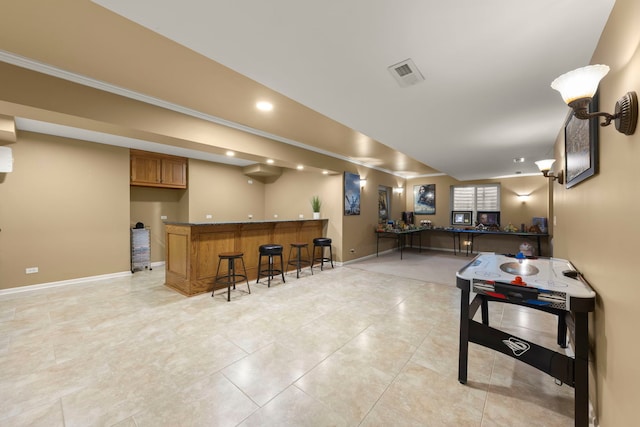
[{"left": 456, "top": 253, "right": 596, "bottom": 427}]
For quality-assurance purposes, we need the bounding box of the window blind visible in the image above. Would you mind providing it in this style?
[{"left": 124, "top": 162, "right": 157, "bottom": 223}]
[{"left": 451, "top": 184, "right": 500, "bottom": 212}]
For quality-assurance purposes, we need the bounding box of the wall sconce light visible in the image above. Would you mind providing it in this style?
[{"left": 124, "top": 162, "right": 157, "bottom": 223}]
[
  {"left": 551, "top": 64, "right": 638, "bottom": 135},
  {"left": 393, "top": 186, "right": 404, "bottom": 194},
  {"left": 359, "top": 179, "right": 367, "bottom": 187},
  {"left": 535, "top": 159, "right": 564, "bottom": 184},
  {"left": 517, "top": 194, "right": 530, "bottom": 202}
]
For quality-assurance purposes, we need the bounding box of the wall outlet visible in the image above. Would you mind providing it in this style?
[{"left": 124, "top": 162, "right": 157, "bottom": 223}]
[
  {"left": 25, "top": 267, "right": 38, "bottom": 274},
  {"left": 160, "top": 215, "right": 167, "bottom": 220},
  {"left": 205, "top": 214, "right": 212, "bottom": 219}
]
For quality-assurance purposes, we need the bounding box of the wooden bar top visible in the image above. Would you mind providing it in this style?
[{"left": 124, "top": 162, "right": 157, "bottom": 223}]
[{"left": 164, "top": 219, "right": 327, "bottom": 296}]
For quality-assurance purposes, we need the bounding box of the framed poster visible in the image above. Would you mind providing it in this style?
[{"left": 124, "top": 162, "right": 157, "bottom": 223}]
[
  {"left": 565, "top": 92, "right": 599, "bottom": 188},
  {"left": 378, "top": 187, "right": 390, "bottom": 223},
  {"left": 344, "top": 172, "right": 361, "bottom": 215},
  {"left": 414, "top": 184, "right": 435, "bottom": 215}
]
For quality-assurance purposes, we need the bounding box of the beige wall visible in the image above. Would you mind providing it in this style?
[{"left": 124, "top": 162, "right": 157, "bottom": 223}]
[
  {"left": 0, "top": 132, "right": 130, "bottom": 289},
  {"left": 551, "top": 1, "right": 640, "bottom": 425},
  {"left": 187, "top": 159, "right": 266, "bottom": 223}
]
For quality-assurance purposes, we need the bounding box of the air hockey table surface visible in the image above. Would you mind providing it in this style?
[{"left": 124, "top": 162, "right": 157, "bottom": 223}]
[{"left": 456, "top": 252, "right": 595, "bottom": 310}]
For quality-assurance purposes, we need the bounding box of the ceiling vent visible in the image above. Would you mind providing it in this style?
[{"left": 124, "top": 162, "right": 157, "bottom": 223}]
[{"left": 388, "top": 58, "right": 425, "bottom": 88}]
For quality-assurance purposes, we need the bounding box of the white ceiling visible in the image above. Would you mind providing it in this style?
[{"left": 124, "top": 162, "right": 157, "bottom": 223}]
[{"left": 89, "top": 0, "right": 615, "bottom": 180}]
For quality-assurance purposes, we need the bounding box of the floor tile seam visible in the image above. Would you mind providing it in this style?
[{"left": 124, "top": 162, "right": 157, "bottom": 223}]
[
  {"left": 483, "top": 375, "right": 576, "bottom": 416},
  {"left": 287, "top": 383, "right": 350, "bottom": 425},
  {"left": 478, "top": 346, "right": 500, "bottom": 427},
  {"left": 220, "top": 370, "right": 264, "bottom": 413},
  {"left": 486, "top": 360, "right": 576, "bottom": 395},
  {"left": 356, "top": 333, "right": 428, "bottom": 427}
]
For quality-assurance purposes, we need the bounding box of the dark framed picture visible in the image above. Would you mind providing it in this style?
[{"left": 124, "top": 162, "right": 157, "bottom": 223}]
[
  {"left": 378, "top": 187, "right": 390, "bottom": 223},
  {"left": 565, "top": 92, "right": 599, "bottom": 188},
  {"left": 477, "top": 211, "right": 500, "bottom": 226},
  {"left": 414, "top": 184, "right": 435, "bottom": 215},
  {"left": 344, "top": 172, "right": 361, "bottom": 216},
  {"left": 451, "top": 211, "right": 472, "bottom": 226}
]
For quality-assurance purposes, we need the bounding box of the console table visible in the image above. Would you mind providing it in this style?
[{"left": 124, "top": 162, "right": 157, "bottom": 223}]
[
  {"left": 375, "top": 228, "right": 425, "bottom": 259},
  {"left": 445, "top": 229, "right": 549, "bottom": 256}
]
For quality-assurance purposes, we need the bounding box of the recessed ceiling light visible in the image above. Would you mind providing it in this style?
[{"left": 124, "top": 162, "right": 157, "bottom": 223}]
[
  {"left": 296, "top": 165, "right": 304, "bottom": 170},
  {"left": 322, "top": 170, "right": 329, "bottom": 175},
  {"left": 226, "top": 150, "right": 235, "bottom": 157},
  {"left": 513, "top": 157, "right": 525, "bottom": 163},
  {"left": 256, "top": 101, "right": 273, "bottom": 111},
  {"left": 266, "top": 159, "right": 274, "bottom": 164}
]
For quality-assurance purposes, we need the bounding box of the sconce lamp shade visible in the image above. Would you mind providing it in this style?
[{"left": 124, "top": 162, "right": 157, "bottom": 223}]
[
  {"left": 359, "top": 179, "right": 367, "bottom": 187},
  {"left": 534, "top": 159, "right": 555, "bottom": 173},
  {"left": 551, "top": 64, "right": 610, "bottom": 104},
  {"left": 535, "top": 159, "right": 564, "bottom": 184}
]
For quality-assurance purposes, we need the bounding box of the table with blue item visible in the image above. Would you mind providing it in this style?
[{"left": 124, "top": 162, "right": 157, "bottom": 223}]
[
  {"left": 446, "top": 228, "right": 549, "bottom": 256},
  {"left": 456, "top": 253, "right": 595, "bottom": 427},
  {"left": 375, "top": 228, "right": 425, "bottom": 259}
]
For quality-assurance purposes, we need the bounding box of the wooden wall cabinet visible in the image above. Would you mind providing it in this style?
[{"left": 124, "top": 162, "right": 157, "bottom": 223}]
[{"left": 130, "top": 149, "right": 187, "bottom": 189}]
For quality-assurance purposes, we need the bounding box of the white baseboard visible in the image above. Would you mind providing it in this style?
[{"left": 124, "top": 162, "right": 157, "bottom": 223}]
[{"left": 0, "top": 262, "right": 166, "bottom": 296}]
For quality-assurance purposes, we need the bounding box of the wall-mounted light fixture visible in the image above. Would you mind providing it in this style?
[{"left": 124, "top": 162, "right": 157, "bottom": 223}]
[
  {"left": 516, "top": 194, "right": 530, "bottom": 202},
  {"left": 359, "top": 179, "right": 367, "bottom": 187},
  {"left": 534, "top": 159, "right": 563, "bottom": 184},
  {"left": 393, "top": 186, "right": 404, "bottom": 194},
  {"left": 551, "top": 64, "right": 638, "bottom": 135}
]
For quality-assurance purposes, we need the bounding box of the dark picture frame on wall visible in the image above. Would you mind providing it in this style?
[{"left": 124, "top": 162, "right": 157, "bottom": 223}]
[
  {"left": 477, "top": 211, "right": 500, "bottom": 227},
  {"left": 378, "top": 187, "right": 390, "bottom": 223},
  {"left": 344, "top": 172, "right": 361, "bottom": 216},
  {"left": 565, "top": 92, "right": 599, "bottom": 189},
  {"left": 451, "top": 211, "right": 472, "bottom": 226},
  {"left": 413, "top": 184, "right": 435, "bottom": 215}
]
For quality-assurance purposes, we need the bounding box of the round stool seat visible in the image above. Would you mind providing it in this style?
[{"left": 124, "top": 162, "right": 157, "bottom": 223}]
[
  {"left": 259, "top": 244, "right": 283, "bottom": 255},
  {"left": 313, "top": 238, "right": 332, "bottom": 246},
  {"left": 219, "top": 252, "right": 243, "bottom": 259},
  {"left": 290, "top": 242, "right": 308, "bottom": 247}
]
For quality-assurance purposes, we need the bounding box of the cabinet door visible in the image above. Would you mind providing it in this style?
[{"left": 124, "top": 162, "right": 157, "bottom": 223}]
[
  {"left": 131, "top": 154, "right": 162, "bottom": 185},
  {"left": 162, "top": 157, "right": 187, "bottom": 188}
]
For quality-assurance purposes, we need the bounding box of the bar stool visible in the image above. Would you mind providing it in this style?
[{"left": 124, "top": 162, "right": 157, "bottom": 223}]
[
  {"left": 287, "top": 242, "right": 313, "bottom": 278},
  {"left": 311, "top": 237, "right": 334, "bottom": 271},
  {"left": 257, "top": 244, "right": 285, "bottom": 287},
  {"left": 213, "top": 252, "right": 250, "bottom": 301}
]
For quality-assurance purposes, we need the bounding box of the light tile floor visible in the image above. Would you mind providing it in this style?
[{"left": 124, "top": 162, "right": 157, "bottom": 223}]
[{"left": 0, "top": 252, "right": 575, "bottom": 426}]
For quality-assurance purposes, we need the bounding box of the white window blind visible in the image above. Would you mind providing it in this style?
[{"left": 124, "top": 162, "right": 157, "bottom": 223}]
[{"left": 451, "top": 184, "right": 500, "bottom": 212}]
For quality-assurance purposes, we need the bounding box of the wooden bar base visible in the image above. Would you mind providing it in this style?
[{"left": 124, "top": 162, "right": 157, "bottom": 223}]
[{"left": 165, "top": 220, "right": 327, "bottom": 296}]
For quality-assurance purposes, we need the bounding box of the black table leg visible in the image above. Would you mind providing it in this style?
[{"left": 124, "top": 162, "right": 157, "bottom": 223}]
[
  {"left": 574, "top": 311, "right": 589, "bottom": 427},
  {"left": 458, "top": 285, "right": 470, "bottom": 384}
]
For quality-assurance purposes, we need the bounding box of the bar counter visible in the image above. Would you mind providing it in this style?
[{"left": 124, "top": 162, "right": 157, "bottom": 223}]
[{"left": 164, "top": 219, "right": 328, "bottom": 296}]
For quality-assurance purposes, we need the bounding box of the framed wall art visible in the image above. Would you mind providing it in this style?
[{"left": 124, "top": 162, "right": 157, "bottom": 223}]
[
  {"left": 451, "top": 211, "right": 472, "bottom": 226},
  {"left": 378, "top": 186, "right": 390, "bottom": 223},
  {"left": 414, "top": 184, "right": 435, "bottom": 215},
  {"left": 565, "top": 92, "right": 599, "bottom": 189},
  {"left": 477, "top": 211, "right": 500, "bottom": 226},
  {"left": 344, "top": 172, "right": 361, "bottom": 216}
]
